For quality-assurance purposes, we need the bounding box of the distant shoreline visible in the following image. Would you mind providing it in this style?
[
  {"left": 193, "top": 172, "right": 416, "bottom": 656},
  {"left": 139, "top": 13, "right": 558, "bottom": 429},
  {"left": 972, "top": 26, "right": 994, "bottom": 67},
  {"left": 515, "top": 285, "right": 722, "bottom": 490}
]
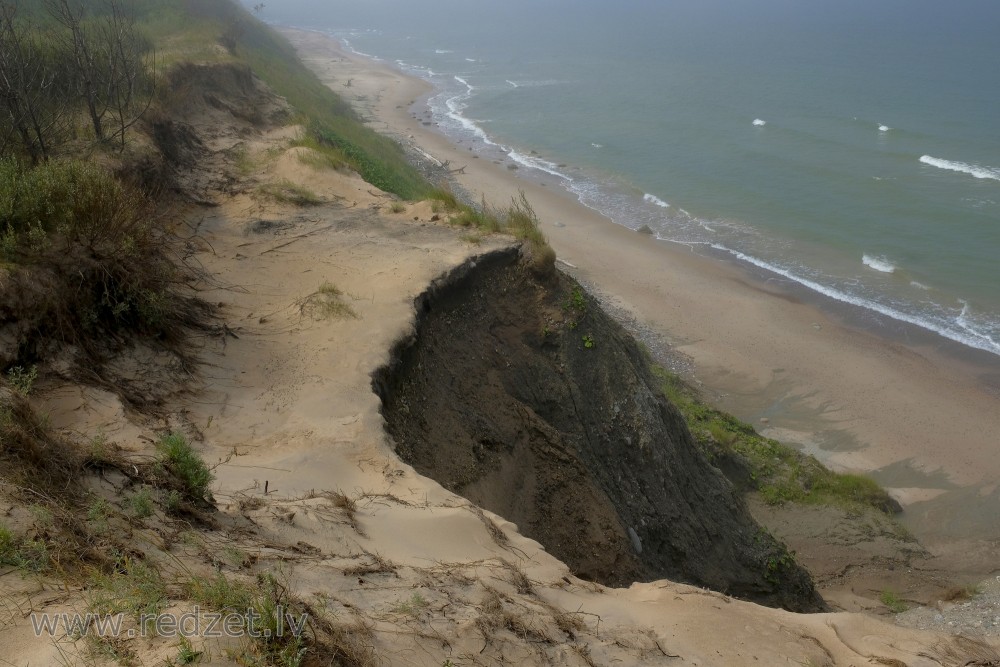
[{"left": 280, "top": 26, "right": 1000, "bottom": 571}]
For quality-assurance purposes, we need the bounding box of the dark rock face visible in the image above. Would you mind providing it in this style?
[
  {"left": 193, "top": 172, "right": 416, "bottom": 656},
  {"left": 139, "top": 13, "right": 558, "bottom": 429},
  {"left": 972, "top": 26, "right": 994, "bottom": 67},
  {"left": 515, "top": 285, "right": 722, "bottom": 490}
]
[{"left": 374, "top": 248, "right": 825, "bottom": 612}]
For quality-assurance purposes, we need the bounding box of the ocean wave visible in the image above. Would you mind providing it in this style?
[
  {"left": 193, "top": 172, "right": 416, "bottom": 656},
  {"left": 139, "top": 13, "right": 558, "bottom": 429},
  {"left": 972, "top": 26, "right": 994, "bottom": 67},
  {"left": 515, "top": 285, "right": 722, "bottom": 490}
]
[
  {"left": 434, "top": 49, "right": 453, "bottom": 54},
  {"left": 753, "top": 119, "right": 766, "bottom": 126},
  {"left": 465, "top": 58, "right": 477, "bottom": 62},
  {"left": 711, "top": 245, "right": 1000, "bottom": 356},
  {"left": 862, "top": 254, "right": 896, "bottom": 273},
  {"left": 339, "top": 38, "right": 381, "bottom": 61},
  {"left": 878, "top": 124, "right": 890, "bottom": 132},
  {"left": 920, "top": 155, "right": 1000, "bottom": 182},
  {"left": 506, "top": 149, "right": 573, "bottom": 181},
  {"left": 506, "top": 80, "right": 519, "bottom": 88},
  {"left": 591, "top": 143, "right": 603, "bottom": 149},
  {"left": 643, "top": 193, "right": 670, "bottom": 209},
  {"left": 437, "top": 76, "right": 499, "bottom": 147}
]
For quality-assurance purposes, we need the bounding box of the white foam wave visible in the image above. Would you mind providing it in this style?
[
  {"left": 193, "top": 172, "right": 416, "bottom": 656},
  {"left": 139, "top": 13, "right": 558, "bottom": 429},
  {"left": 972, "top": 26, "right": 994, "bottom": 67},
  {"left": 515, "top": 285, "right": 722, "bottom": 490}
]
[
  {"left": 465, "top": 58, "right": 477, "bottom": 62},
  {"left": 753, "top": 119, "right": 766, "bottom": 126},
  {"left": 506, "top": 80, "right": 519, "bottom": 88},
  {"left": 434, "top": 49, "right": 453, "bottom": 54},
  {"left": 643, "top": 193, "right": 670, "bottom": 209},
  {"left": 437, "top": 76, "right": 499, "bottom": 147},
  {"left": 591, "top": 143, "right": 603, "bottom": 149},
  {"left": 910, "top": 281, "right": 930, "bottom": 290},
  {"left": 507, "top": 149, "right": 573, "bottom": 181},
  {"left": 711, "top": 244, "right": 1000, "bottom": 356},
  {"left": 339, "top": 39, "right": 381, "bottom": 61},
  {"left": 862, "top": 254, "right": 896, "bottom": 273},
  {"left": 878, "top": 124, "right": 890, "bottom": 132},
  {"left": 920, "top": 155, "right": 1000, "bottom": 182}
]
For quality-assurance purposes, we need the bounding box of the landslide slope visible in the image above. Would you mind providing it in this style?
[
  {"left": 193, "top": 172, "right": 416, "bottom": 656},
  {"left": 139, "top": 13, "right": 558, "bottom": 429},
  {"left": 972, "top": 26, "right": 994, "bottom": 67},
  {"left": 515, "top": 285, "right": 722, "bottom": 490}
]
[{"left": 376, "top": 248, "right": 825, "bottom": 612}]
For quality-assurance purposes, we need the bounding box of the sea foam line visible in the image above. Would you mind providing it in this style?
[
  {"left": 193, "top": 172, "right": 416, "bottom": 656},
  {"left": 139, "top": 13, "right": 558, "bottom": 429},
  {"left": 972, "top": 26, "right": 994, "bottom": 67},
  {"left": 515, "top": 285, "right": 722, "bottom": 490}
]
[
  {"left": 920, "top": 155, "right": 1000, "bottom": 182},
  {"left": 711, "top": 244, "right": 1000, "bottom": 356}
]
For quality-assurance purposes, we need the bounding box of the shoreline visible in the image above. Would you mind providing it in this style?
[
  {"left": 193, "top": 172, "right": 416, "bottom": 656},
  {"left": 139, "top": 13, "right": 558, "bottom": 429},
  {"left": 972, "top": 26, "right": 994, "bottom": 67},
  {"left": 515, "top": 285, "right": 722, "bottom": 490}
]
[{"left": 281, "top": 27, "right": 1000, "bottom": 571}]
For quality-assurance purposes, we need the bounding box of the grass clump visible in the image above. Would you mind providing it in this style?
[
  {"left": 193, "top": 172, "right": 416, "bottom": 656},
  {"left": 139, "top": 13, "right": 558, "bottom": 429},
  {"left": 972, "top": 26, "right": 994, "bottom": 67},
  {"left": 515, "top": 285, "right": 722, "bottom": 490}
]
[
  {"left": 301, "top": 282, "right": 357, "bottom": 321},
  {"left": 0, "top": 523, "right": 49, "bottom": 572},
  {"left": 128, "top": 487, "right": 155, "bottom": 519},
  {"left": 187, "top": 572, "right": 309, "bottom": 667},
  {"left": 437, "top": 190, "right": 555, "bottom": 273},
  {"left": 292, "top": 136, "right": 349, "bottom": 171},
  {"left": 257, "top": 179, "right": 323, "bottom": 206},
  {"left": 88, "top": 556, "right": 167, "bottom": 626},
  {"left": 880, "top": 589, "right": 908, "bottom": 613},
  {"left": 394, "top": 592, "right": 428, "bottom": 616},
  {"left": 157, "top": 433, "right": 214, "bottom": 503},
  {"left": 652, "top": 365, "right": 897, "bottom": 514}
]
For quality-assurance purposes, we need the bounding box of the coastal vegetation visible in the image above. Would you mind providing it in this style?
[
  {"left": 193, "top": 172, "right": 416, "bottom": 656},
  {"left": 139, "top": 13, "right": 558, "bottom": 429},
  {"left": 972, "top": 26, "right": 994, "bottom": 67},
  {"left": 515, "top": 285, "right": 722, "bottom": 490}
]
[{"left": 653, "top": 365, "right": 898, "bottom": 514}]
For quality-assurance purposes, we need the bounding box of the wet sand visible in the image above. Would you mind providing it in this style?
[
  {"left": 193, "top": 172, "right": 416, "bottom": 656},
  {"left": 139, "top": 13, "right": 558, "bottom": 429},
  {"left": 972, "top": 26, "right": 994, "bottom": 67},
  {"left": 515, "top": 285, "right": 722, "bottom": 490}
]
[{"left": 281, "top": 27, "right": 1000, "bottom": 574}]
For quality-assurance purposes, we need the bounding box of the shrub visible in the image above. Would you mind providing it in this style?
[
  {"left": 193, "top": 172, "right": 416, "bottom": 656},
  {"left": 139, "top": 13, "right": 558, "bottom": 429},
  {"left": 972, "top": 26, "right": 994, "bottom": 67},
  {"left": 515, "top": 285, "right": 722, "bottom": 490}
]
[
  {"left": 0, "top": 158, "right": 212, "bottom": 387},
  {"left": 157, "top": 433, "right": 213, "bottom": 503}
]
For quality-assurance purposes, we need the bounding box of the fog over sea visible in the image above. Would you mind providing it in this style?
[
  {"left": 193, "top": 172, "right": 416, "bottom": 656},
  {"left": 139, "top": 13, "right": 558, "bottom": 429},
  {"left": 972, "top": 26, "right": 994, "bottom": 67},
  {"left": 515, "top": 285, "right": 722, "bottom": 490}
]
[{"left": 258, "top": 0, "right": 1000, "bottom": 356}]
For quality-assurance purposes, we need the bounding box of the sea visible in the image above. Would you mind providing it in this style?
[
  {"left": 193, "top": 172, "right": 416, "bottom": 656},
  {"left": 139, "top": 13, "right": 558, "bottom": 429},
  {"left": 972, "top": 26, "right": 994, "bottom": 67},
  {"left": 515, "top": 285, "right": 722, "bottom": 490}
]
[{"left": 258, "top": 0, "right": 1000, "bottom": 357}]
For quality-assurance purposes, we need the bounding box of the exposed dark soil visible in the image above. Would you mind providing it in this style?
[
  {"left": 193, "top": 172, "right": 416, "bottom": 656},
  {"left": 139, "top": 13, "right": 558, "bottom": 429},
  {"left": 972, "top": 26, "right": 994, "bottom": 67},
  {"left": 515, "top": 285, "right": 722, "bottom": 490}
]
[{"left": 374, "top": 247, "right": 825, "bottom": 612}]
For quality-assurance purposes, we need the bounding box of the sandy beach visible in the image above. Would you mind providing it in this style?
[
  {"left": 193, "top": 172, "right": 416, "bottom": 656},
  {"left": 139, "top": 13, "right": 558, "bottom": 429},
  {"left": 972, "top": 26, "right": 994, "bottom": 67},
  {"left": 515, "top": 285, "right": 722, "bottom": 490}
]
[{"left": 281, "top": 27, "right": 1000, "bottom": 570}]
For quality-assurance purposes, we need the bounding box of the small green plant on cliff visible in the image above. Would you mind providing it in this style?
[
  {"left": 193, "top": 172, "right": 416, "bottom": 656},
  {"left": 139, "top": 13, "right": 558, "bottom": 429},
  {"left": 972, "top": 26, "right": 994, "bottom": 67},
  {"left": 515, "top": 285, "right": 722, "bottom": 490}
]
[
  {"left": 582, "top": 334, "right": 595, "bottom": 349},
  {"left": 880, "top": 589, "right": 907, "bottom": 613},
  {"left": 563, "top": 287, "right": 587, "bottom": 314},
  {"left": 651, "top": 365, "right": 896, "bottom": 514}
]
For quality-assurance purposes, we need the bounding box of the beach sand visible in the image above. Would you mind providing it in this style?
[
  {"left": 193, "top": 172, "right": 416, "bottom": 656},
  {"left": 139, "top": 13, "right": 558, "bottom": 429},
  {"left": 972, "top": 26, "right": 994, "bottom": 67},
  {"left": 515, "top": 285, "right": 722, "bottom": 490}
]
[{"left": 281, "top": 27, "right": 1000, "bottom": 572}]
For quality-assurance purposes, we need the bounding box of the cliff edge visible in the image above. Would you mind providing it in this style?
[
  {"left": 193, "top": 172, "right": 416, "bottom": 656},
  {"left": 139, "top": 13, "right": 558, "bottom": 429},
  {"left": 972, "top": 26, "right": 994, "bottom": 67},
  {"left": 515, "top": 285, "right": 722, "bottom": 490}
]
[{"left": 375, "top": 247, "right": 824, "bottom": 612}]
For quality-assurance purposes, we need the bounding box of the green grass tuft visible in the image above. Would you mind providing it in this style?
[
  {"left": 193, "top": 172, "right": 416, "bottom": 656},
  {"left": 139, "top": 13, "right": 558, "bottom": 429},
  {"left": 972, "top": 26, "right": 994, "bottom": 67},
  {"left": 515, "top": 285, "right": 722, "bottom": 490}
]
[
  {"left": 88, "top": 557, "right": 166, "bottom": 626},
  {"left": 157, "top": 433, "right": 213, "bottom": 503}
]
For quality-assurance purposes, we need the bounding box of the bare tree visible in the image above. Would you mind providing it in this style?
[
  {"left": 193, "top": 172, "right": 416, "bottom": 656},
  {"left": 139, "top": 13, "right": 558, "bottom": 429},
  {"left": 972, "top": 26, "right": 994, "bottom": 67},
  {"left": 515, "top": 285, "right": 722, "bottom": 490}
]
[
  {"left": 44, "top": 0, "right": 153, "bottom": 148},
  {"left": 97, "top": 0, "right": 155, "bottom": 149},
  {"left": 45, "top": 0, "right": 105, "bottom": 140},
  {"left": 0, "top": 2, "right": 67, "bottom": 162}
]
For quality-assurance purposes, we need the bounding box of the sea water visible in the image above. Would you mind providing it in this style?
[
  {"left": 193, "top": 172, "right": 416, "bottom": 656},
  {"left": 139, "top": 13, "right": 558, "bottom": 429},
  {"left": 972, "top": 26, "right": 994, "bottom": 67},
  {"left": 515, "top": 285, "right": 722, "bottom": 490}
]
[{"left": 259, "top": 0, "right": 1000, "bottom": 356}]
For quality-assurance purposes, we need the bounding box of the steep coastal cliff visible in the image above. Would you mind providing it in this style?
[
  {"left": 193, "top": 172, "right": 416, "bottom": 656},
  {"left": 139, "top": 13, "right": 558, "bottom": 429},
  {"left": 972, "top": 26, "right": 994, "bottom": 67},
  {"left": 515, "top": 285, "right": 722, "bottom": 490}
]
[{"left": 375, "top": 246, "right": 824, "bottom": 612}]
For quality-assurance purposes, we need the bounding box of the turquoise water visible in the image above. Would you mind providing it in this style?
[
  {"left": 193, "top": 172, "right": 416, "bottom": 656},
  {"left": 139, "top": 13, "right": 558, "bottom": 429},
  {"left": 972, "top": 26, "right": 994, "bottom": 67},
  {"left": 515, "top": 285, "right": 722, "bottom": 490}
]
[{"left": 261, "top": 0, "right": 1000, "bottom": 355}]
